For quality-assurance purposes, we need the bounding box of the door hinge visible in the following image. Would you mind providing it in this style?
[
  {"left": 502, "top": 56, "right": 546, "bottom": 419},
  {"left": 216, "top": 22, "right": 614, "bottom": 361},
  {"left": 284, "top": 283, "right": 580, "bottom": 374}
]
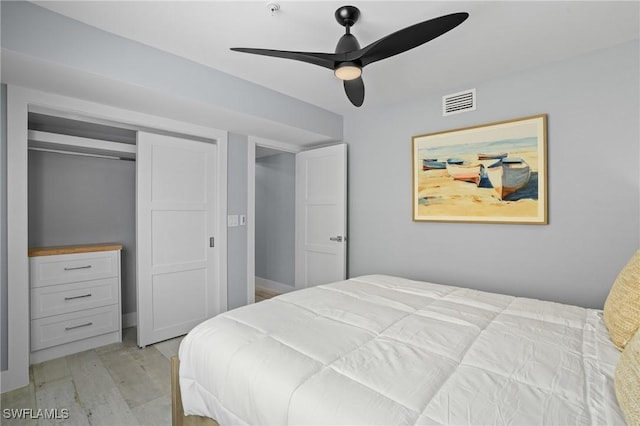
[{"left": 209, "top": 237, "right": 215, "bottom": 247}]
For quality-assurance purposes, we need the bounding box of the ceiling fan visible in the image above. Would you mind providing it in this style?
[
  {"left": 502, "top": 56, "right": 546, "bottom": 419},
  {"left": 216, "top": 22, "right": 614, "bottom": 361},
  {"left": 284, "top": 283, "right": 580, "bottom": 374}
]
[{"left": 231, "top": 5, "right": 469, "bottom": 107}]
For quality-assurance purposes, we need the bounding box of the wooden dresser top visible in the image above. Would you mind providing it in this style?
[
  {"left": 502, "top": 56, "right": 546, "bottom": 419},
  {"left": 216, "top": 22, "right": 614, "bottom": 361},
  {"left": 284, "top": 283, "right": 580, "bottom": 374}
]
[{"left": 28, "top": 243, "right": 123, "bottom": 257}]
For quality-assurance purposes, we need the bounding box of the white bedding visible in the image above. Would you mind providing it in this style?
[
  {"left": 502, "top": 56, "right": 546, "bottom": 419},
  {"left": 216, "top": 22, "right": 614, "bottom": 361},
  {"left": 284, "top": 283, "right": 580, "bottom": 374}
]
[{"left": 178, "top": 275, "right": 625, "bottom": 425}]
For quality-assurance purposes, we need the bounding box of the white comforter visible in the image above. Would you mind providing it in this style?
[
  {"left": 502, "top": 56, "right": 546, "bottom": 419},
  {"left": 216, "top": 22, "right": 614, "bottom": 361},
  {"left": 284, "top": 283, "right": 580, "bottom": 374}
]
[{"left": 178, "top": 275, "right": 625, "bottom": 425}]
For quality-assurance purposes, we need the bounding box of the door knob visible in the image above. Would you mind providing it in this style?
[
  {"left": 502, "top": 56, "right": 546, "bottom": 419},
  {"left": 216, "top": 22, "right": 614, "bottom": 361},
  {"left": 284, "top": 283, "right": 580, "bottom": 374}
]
[{"left": 329, "top": 236, "right": 343, "bottom": 242}]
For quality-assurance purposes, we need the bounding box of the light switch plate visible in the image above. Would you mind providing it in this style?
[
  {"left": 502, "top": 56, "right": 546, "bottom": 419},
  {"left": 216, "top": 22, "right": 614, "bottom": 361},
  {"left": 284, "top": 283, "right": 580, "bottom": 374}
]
[
  {"left": 239, "top": 215, "right": 246, "bottom": 226},
  {"left": 227, "top": 215, "right": 239, "bottom": 227}
]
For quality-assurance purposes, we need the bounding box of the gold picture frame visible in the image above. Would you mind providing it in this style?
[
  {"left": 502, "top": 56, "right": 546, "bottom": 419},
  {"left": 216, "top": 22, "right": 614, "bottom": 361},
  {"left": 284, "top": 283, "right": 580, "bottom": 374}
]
[{"left": 412, "top": 114, "right": 547, "bottom": 224}]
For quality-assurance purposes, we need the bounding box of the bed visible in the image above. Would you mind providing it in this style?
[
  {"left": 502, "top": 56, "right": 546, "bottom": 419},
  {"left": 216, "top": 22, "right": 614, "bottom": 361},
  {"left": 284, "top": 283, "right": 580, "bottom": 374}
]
[{"left": 173, "top": 271, "right": 639, "bottom": 425}]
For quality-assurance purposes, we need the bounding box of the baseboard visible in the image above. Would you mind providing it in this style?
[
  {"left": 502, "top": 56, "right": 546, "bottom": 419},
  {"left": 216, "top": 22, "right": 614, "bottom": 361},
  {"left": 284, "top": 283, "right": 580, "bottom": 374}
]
[
  {"left": 255, "top": 277, "right": 295, "bottom": 294},
  {"left": 122, "top": 312, "right": 137, "bottom": 328}
]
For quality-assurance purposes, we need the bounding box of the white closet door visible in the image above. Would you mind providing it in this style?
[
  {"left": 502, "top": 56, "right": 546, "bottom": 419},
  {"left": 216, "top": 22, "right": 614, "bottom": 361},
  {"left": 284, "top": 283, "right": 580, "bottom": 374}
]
[
  {"left": 295, "top": 144, "right": 347, "bottom": 288},
  {"left": 136, "top": 132, "right": 218, "bottom": 347}
]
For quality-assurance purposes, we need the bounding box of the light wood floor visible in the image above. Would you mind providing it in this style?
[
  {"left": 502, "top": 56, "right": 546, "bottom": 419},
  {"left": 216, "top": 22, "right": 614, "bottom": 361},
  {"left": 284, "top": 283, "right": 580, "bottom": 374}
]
[
  {"left": 1, "top": 290, "right": 279, "bottom": 426},
  {"left": 255, "top": 286, "right": 280, "bottom": 302},
  {"left": 1, "top": 327, "right": 182, "bottom": 426}
]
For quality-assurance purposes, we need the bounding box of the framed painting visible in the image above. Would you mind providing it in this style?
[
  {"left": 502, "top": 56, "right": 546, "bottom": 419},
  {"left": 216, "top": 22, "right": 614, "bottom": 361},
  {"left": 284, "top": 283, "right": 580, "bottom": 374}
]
[{"left": 412, "top": 114, "right": 547, "bottom": 224}]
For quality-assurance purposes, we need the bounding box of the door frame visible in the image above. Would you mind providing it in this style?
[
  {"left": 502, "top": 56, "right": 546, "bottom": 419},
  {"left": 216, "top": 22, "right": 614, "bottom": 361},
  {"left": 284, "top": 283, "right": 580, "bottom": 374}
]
[
  {"left": 4, "top": 85, "right": 228, "bottom": 392},
  {"left": 247, "top": 137, "right": 302, "bottom": 303},
  {"left": 247, "top": 138, "right": 348, "bottom": 300}
]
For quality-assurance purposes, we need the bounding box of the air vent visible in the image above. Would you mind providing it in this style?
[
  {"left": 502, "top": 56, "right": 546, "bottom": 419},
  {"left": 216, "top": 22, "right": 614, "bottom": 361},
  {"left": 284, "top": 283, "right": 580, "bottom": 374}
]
[{"left": 442, "top": 89, "right": 476, "bottom": 116}]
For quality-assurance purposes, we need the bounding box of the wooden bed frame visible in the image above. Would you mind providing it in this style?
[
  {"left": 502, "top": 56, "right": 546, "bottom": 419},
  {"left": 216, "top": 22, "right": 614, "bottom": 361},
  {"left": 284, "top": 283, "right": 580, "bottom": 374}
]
[{"left": 171, "top": 356, "right": 219, "bottom": 426}]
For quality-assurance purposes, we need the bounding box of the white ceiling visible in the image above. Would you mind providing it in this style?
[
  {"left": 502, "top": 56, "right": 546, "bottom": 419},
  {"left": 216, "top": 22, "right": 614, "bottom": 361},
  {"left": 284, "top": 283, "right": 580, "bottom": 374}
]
[{"left": 33, "top": 1, "right": 639, "bottom": 115}]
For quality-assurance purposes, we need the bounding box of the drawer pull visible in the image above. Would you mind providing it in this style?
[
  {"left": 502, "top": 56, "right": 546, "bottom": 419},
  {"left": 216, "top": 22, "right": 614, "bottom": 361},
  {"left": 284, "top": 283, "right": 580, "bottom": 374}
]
[
  {"left": 64, "top": 265, "right": 92, "bottom": 271},
  {"left": 65, "top": 322, "right": 93, "bottom": 331},
  {"left": 64, "top": 293, "right": 92, "bottom": 301}
]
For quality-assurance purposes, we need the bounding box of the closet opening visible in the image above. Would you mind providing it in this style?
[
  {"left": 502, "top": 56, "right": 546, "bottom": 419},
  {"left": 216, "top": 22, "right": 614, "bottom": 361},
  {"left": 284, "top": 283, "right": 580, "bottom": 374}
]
[
  {"left": 27, "top": 112, "right": 138, "bottom": 349},
  {"left": 26, "top": 111, "right": 225, "bottom": 353}
]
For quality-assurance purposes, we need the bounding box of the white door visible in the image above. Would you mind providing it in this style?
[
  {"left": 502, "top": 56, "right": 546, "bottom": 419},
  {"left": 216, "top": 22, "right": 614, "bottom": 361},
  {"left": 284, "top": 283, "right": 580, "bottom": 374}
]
[
  {"left": 295, "top": 144, "right": 347, "bottom": 288},
  {"left": 136, "top": 132, "right": 218, "bottom": 347}
]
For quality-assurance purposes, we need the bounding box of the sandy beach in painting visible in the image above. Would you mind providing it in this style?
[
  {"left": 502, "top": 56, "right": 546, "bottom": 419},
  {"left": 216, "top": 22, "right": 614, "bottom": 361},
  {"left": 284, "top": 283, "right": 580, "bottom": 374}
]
[{"left": 415, "top": 147, "right": 539, "bottom": 218}]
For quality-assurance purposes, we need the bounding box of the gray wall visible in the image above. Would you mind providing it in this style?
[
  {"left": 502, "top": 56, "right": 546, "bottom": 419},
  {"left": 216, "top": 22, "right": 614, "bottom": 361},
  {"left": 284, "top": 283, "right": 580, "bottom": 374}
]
[
  {"left": 1, "top": 84, "right": 7, "bottom": 370},
  {"left": 227, "top": 133, "right": 248, "bottom": 310},
  {"left": 345, "top": 40, "right": 639, "bottom": 309},
  {"left": 256, "top": 153, "right": 296, "bottom": 287},
  {"left": 1, "top": 1, "right": 343, "bottom": 143},
  {"left": 28, "top": 151, "right": 137, "bottom": 316}
]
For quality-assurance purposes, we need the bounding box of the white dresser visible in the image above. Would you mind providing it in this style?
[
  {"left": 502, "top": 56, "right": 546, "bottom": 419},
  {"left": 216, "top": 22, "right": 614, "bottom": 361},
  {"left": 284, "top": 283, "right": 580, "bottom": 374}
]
[{"left": 29, "top": 243, "right": 123, "bottom": 363}]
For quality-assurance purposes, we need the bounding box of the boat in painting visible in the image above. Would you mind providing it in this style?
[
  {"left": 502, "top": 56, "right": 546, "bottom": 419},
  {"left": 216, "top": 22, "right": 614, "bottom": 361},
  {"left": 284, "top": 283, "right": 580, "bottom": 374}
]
[
  {"left": 446, "top": 158, "right": 464, "bottom": 165},
  {"left": 422, "top": 159, "right": 446, "bottom": 170},
  {"left": 477, "top": 158, "right": 503, "bottom": 170},
  {"left": 486, "top": 157, "right": 531, "bottom": 200},
  {"left": 477, "top": 152, "right": 508, "bottom": 160},
  {"left": 445, "top": 162, "right": 483, "bottom": 185}
]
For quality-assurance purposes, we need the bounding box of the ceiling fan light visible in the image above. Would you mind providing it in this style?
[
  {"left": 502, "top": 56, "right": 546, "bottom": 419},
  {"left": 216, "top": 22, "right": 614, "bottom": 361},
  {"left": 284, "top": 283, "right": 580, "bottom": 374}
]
[{"left": 334, "top": 63, "right": 362, "bottom": 81}]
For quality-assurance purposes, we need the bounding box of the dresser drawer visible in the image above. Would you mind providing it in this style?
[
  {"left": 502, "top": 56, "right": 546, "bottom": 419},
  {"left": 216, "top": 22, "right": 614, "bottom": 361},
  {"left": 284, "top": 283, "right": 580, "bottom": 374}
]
[
  {"left": 31, "top": 277, "right": 119, "bottom": 319},
  {"left": 30, "top": 250, "right": 119, "bottom": 288},
  {"left": 31, "top": 305, "right": 119, "bottom": 351}
]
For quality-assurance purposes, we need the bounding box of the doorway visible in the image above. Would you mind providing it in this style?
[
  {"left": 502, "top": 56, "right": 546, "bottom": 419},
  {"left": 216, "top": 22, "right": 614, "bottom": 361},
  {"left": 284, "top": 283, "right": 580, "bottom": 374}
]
[
  {"left": 254, "top": 145, "right": 297, "bottom": 295},
  {"left": 247, "top": 139, "right": 348, "bottom": 305}
]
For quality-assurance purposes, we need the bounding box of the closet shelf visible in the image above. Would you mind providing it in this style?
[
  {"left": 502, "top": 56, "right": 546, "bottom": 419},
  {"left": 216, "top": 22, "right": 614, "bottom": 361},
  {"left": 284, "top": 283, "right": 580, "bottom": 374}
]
[{"left": 28, "top": 130, "right": 136, "bottom": 159}]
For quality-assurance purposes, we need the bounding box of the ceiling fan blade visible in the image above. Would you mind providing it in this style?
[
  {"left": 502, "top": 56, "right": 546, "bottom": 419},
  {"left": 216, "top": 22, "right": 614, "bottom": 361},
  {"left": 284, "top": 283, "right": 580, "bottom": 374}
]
[
  {"left": 354, "top": 12, "right": 469, "bottom": 67},
  {"left": 344, "top": 77, "right": 365, "bottom": 107},
  {"left": 230, "top": 47, "right": 337, "bottom": 70}
]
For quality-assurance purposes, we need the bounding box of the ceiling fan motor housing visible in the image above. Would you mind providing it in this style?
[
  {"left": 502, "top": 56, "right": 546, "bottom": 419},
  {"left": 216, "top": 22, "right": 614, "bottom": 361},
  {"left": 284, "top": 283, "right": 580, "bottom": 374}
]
[{"left": 335, "top": 33, "right": 361, "bottom": 54}]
